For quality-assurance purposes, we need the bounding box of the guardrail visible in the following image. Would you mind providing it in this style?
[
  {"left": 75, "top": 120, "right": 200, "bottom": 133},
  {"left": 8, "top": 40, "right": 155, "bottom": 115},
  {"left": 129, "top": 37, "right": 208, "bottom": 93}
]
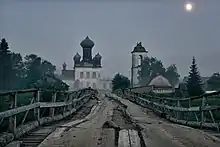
[
  {"left": 0, "top": 88, "right": 97, "bottom": 146},
  {"left": 114, "top": 89, "right": 220, "bottom": 132}
]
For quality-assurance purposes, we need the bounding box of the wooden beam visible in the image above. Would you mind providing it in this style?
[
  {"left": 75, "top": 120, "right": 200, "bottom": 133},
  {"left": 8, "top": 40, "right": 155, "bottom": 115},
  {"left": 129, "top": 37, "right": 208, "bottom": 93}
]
[
  {"left": 21, "top": 97, "right": 35, "bottom": 124},
  {"left": 0, "top": 103, "right": 40, "bottom": 118}
]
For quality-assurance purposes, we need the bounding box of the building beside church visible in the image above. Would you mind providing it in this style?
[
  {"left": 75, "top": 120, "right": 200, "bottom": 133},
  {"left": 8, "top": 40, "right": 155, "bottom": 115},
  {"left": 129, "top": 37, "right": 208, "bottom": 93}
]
[
  {"left": 130, "top": 74, "right": 174, "bottom": 94},
  {"left": 148, "top": 75, "right": 174, "bottom": 94},
  {"left": 130, "top": 42, "right": 174, "bottom": 94},
  {"left": 61, "top": 36, "right": 112, "bottom": 91}
]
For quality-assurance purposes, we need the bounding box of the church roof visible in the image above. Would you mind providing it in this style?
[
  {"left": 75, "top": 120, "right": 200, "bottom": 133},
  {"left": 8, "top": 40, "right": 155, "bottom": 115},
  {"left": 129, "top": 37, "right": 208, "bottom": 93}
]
[
  {"left": 148, "top": 75, "right": 172, "bottom": 88},
  {"left": 94, "top": 53, "right": 102, "bottom": 59},
  {"left": 80, "top": 36, "right": 94, "bottom": 48},
  {"left": 73, "top": 52, "right": 81, "bottom": 60},
  {"left": 131, "top": 42, "right": 147, "bottom": 53}
]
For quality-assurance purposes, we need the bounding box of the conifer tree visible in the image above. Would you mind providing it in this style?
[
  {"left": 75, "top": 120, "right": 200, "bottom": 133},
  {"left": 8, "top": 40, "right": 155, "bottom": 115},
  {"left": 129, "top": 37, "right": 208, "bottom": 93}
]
[{"left": 186, "top": 57, "right": 204, "bottom": 96}]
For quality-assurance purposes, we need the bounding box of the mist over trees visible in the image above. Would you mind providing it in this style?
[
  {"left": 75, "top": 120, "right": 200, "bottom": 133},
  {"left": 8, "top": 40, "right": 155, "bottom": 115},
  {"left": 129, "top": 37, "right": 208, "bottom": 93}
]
[
  {"left": 0, "top": 38, "right": 68, "bottom": 92},
  {"left": 138, "top": 56, "right": 180, "bottom": 87}
]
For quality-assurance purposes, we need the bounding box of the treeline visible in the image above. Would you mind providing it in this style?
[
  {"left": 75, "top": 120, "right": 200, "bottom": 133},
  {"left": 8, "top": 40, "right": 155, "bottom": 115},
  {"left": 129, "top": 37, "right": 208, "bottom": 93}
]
[
  {"left": 0, "top": 38, "right": 68, "bottom": 92},
  {"left": 138, "top": 55, "right": 220, "bottom": 97}
]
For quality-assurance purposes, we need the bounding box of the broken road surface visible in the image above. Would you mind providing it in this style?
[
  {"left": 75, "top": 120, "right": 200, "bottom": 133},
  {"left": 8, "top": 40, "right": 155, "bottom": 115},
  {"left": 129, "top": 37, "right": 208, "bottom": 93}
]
[{"left": 38, "top": 92, "right": 220, "bottom": 147}]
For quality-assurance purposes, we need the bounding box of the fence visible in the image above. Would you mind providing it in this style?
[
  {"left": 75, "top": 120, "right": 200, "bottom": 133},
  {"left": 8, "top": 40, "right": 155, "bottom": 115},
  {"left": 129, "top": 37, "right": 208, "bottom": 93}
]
[
  {"left": 115, "top": 89, "right": 220, "bottom": 132},
  {"left": 0, "top": 88, "right": 97, "bottom": 146}
]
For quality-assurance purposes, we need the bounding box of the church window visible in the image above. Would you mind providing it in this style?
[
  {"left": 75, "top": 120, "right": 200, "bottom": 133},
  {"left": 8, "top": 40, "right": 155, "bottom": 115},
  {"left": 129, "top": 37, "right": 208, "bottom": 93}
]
[
  {"left": 86, "top": 72, "right": 90, "bottom": 78},
  {"left": 80, "top": 72, "right": 84, "bottom": 78},
  {"left": 138, "top": 55, "right": 143, "bottom": 66},
  {"left": 92, "top": 72, "right": 96, "bottom": 78},
  {"left": 92, "top": 83, "right": 96, "bottom": 89}
]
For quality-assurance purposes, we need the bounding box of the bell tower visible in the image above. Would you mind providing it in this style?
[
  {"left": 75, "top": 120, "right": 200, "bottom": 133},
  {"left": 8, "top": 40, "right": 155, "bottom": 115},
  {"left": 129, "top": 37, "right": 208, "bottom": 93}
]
[{"left": 131, "top": 42, "right": 148, "bottom": 88}]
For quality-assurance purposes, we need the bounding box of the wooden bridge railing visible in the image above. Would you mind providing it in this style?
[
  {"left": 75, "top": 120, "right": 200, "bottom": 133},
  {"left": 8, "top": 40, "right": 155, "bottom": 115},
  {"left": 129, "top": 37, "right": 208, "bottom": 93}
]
[
  {"left": 0, "top": 88, "right": 97, "bottom": 146},
  {"left": 114, "top": 89, "right": 220, "bottom": 132}
]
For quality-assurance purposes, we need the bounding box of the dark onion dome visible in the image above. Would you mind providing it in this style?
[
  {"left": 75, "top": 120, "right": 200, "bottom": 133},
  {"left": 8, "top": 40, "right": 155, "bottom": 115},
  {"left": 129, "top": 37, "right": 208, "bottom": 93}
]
[
  {"left": 62, "top": 62, "right": 67, "bottom": 70},
  {"left": 73, "top": 52, "right": 81, "bottom": 60},
  {"left": 131, "top": 42, "right": 147, "bottom": 53},
  {"left": 80, "top": 36, "right": 94, "bottom": 48},
  {"left": 94, "top": 53, "right": 102, "bottom": 59}
]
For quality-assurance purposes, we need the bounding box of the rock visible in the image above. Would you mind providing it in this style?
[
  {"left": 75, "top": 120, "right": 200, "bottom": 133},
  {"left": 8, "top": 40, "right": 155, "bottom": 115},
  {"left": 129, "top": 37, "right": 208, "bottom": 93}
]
[{"left": 159, "top": 121, "right": 163, "bottom": 124}]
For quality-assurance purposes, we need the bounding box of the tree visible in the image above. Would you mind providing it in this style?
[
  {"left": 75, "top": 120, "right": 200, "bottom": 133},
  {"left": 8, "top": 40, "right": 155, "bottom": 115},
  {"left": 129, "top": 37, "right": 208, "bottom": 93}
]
[
  {"left": 164, "top": 64, "right": 180, "bottom": 87},
  {"left": 11, "top": 53, "right": 25, "bottom": 89},
  {"left": 207, "top": 72, "right": 220, "bottom": 91},
  {"left": 24, "top": 54, "right": 57, "bottom": 88},
  {"left": 0, "top": 38, "right": 13, "bottom": 91},
  {"left": 138, "top": 57, "right": 180, "bottom": 87},
  {"left": 24, "top": 54, "right": 42, "bottom": 87},
  {"left": 186, "top": 57, "right": 204, "bottom": 96},
  {"left": 112, "top": 73, "right": 130, "bottom": 91}
]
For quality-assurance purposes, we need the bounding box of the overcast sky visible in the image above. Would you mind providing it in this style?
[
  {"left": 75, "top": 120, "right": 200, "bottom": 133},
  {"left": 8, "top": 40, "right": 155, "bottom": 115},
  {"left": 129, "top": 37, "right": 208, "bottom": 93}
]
[{"left": 1, "top": 0, "right": 220, "bottom": 79}]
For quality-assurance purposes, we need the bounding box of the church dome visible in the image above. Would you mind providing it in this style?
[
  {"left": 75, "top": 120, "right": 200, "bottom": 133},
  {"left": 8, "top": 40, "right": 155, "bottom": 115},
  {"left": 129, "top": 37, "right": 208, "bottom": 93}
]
[
  {"left": 80, "top": 36, "right": 94, "bottom": 48},
  {"left": 73, "top": 52, "right": 81, "bottom": 60},
  {"left": 131, "top": 42, "right": 147, "bottom": 53},
  {"left": 94, "top": 53, "right": 102, "bottom": 59},
  {"left": 148, "top": 75, "right": 172, "bottom": 87}
]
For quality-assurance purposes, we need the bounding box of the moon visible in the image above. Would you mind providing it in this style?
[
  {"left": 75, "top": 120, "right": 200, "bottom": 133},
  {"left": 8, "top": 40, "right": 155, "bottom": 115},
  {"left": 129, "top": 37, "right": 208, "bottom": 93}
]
[{"left": 184, "top": 2, "right": 194, "bottom": 12}]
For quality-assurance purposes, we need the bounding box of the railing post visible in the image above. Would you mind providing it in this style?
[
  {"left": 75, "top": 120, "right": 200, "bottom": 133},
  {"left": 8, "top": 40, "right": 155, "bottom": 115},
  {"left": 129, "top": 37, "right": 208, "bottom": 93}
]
[
  {"left": 187, "top": 99, "right": 191, "bottom": 124},
  {"left": 162, "top": 97, "right": 165, "bottom": 116},
  {"left": 63, "top": 92, "right": 68, "bottom": 115},
  {"left": 200, "top": 96, "right": 206, "bottom": 129},
  {"left": 9, "top": 92, "right": 17, "bottom": 134},
  {"left": 50, "top": 92, "right": 57, "bottom": 118},
  {"left": 36, "top": 90, "right": 40, "bottom": 123},
  {"left": 177, "top": 99, "right": 180, "bottom": 120}
]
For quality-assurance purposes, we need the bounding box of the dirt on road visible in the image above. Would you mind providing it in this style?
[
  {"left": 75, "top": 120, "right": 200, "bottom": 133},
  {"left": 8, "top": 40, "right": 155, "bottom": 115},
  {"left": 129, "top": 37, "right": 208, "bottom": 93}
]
[{"left": 37, "top": 93, "right": 220, "bottom": 147}]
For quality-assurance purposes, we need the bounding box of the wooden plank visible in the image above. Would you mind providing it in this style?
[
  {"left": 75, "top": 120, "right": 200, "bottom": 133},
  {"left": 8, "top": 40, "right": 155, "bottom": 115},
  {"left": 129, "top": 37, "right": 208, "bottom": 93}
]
[
  {"left": 118, "top": 129, "right": 130, "bottom": 147},
  {"left": 100, "top": 128, "right": 115, "bottom": 147},
  {"left": 128, "top": 130, "right": 141, "bottom": 147},
  {"left": 60, "top": 119, "right": 86, "bottom": 127},
  {"left": 0, "top": 103, "right": 39, "bottom": 118},
  {"left": 0, "top": 89, "right": 37, "bottom": 96}
]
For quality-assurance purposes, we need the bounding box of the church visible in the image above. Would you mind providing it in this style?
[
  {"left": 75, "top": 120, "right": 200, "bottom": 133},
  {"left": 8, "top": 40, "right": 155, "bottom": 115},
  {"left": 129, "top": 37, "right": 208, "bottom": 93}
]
[
  {"left": 61, "top": 36, "right": 112, "bottom": 91},
  {"left": 130, "top": 42, "right": 174, "bottom": 94}
]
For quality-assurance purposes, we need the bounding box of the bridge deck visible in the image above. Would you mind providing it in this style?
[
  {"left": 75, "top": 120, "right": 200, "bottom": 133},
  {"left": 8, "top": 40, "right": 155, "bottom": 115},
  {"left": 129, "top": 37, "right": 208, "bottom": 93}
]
[
  {"left": 111, "top": 94, "right": 220, "bottom": 147},
  {"left": 36, "top": 92, "right": 220, "bottom": 147}
]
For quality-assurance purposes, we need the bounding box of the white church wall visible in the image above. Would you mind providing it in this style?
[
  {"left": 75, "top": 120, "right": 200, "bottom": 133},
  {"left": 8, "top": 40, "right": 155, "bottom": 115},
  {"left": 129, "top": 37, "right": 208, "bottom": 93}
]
[
  {"left": 99, "top": 79, "right": 112, "bottom": 91},
  {"left": 131, "top": 52, "right": 148, "bottom": 87},
  {"left": 74, "top": 67, "right": 101, "bottom": 89}
]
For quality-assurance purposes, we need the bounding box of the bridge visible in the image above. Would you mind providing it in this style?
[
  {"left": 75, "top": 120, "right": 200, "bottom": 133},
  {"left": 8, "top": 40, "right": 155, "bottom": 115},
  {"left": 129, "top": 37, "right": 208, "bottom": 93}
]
[{"left": 0, "top": 88, "right": 220, "bottom": 147}]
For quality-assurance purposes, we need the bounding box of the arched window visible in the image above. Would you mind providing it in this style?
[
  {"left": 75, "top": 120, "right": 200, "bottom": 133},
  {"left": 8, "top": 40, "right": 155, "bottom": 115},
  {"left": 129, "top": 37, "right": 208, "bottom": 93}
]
[
  {"left": 86, "top": 72, "right": 90, "bottom": 78},
  {"left": 92, "top": 72, "right": 96, "bottom": 78},
  {"left": 80, "top": 72, "right": 84, "bottom": 78},
  {"left": 138, "top": 55, "right": 143, "bottom": 66},
  {"left": 92, "top": 83, "right": 96, "bottom": 89}
]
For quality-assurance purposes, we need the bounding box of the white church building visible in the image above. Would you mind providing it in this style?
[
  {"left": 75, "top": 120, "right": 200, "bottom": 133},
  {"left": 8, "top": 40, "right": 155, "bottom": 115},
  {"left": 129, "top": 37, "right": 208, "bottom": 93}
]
[{"left": 60, "top": 36, "right": 112, "bottom": 91}]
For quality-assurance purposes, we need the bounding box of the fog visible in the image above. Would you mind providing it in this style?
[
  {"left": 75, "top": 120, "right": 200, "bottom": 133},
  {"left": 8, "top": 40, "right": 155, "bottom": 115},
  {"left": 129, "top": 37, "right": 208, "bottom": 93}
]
[{"left": 1, "top": 0, "right": 220, "bottom": 79}]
